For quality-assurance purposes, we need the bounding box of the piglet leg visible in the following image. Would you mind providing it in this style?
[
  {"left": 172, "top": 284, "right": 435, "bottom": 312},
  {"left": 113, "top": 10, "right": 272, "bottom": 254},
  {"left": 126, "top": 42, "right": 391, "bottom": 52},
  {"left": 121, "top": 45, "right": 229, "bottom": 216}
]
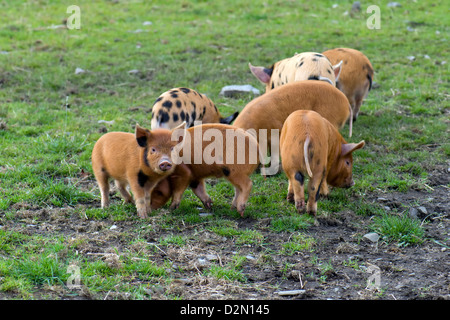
[
  {"left": 306, "top": 175, "right": 324, "bottom": 216},
  {"left": 191, "top": 179, "right": 213, "bottom": 209},
  {"left": 129, "top": 181, "right": 150, "bottom": 219},
  {"left": 229, "top": 175, "right": 253, "bottom": 217},
  {"left": 287, "top": 171, "right": 306, "bottom": 213}
]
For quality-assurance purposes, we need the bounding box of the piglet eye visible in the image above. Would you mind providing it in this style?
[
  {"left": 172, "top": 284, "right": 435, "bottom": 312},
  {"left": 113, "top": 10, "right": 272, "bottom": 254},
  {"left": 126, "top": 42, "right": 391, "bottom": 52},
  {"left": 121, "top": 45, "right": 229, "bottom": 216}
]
[
  {"left": 151, "top": 147, "right": 156, "bottom": 153},
  {"left": 346, "top": 160, "right": 351, "bottom": 166}
]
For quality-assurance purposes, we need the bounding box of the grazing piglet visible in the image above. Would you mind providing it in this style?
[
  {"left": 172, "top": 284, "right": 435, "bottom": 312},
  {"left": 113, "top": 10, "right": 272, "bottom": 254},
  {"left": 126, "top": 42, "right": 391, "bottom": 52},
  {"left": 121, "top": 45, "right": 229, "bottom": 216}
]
[
  {"left": 91, "top": 122, "right": 186, "bottom": 218},
  {"left": 280, "top": 110, "right": 365, "bottom": 215},
  {"left": 322, "top": 48, "right": 374, "bottom": 121},
  {"left": 159, "top": 123, "right": 260, "bottom": 217},
  {"left": 233, "top": 80, "right": 352, "bottom": 152},
  {"left": 249, "top": 52, "right": 342, "bottom": 92},
  {"left": 151, "top": 87, "right": 238, "bottom": 129}
]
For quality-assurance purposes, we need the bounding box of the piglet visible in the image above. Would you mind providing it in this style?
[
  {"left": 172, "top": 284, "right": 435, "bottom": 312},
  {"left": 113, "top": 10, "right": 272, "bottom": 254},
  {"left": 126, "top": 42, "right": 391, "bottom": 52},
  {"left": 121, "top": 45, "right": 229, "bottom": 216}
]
[
  {"left": 322, "top": 48, "right": 374, "bottom": 121},
  {"left": 249, "top": 51, "right": 342, "bottom": 91},
  {"left": 151, "top": 87, "right": 238, "bottom": 129},
  {"left": 280, "top": 110, "right": 365, "bottom": 215},
  {"left": 91, "top": 122, "right": 186, "bottom": 218},
  {"left": 233, "top": 80, "right": 353, "bottom": 153},
  {"left": 158, "top": 123, "right": 261, "bottom": 217}
]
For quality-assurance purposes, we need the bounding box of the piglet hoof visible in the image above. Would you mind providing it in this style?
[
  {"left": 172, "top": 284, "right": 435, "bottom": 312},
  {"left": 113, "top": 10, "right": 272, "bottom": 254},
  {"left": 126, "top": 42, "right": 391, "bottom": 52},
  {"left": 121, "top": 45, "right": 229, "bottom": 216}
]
[
  {"left": 295, "top": 200, "right": 306, "bottom": 214},
  {"left": 203, "top": 198, "right": 213, "bottom": 210},
  {"left": 237, "top": 205, "right": 246, "bottom": 217},
  {"left": 286, "top": 193, "right": 294, "bottom": 203},
  {"left": 319, "top": 192, "right": 329, "bottom": 198},
  {"left": 169, "top": 202, "right": 180, "bottom": 210},
  {"left": 137, "top": 208, "right": 149, "bottom": 219}
]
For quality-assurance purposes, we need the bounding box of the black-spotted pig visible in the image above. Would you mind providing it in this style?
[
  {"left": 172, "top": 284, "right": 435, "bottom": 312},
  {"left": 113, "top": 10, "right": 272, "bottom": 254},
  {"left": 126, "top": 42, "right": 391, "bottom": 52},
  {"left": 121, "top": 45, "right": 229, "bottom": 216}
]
[
  {"left": 322, "top": 48, "right": 374, "bottom": 121},
  {"left": 280, "top": 110, "right": 365, "bottom": 215},
  {"left": 249, "top": 52, "right": 342, "bottom": 92},
  {"left": 151, "top": 87, "right": 238, "bottom": 129},
  {"left": 91, "top": 122, "right": 186, "bottom": 218}
]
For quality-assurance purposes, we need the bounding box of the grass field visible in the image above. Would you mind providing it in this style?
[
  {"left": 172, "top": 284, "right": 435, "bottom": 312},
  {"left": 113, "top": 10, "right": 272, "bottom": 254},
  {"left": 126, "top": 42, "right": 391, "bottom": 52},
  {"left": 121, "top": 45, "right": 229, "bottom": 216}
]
[{"left": 0, "top": 0, "right": 448, "bottom": 301}]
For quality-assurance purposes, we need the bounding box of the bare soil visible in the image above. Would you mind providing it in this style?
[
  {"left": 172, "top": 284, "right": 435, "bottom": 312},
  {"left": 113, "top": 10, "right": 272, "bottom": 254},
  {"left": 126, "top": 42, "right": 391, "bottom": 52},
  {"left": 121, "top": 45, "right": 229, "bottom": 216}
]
[{"left": 2, "top": 166, "right": 449, "bottom": 300}]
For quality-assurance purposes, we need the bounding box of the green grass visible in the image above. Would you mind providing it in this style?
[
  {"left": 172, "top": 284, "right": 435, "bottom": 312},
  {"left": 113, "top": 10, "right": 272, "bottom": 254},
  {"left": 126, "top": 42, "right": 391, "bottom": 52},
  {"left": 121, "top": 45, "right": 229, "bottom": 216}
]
[
  {"left": 281, "top": 233, "right": 316, "bottom": 255},
  {"left": 0, "top": 0, "right": 448, "bottom": 299},
  {"left": 370, "top": 213, "right": 426, "bottom": 246}
]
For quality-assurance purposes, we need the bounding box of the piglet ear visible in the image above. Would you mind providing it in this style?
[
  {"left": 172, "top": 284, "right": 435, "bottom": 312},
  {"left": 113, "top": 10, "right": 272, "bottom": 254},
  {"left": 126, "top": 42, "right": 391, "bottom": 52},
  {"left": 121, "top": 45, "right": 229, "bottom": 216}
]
[
  {"left": 171, "top": 121, "right": 186, "bottom": 144},
  {"left": 333, "top": 60, "right": 343, "bottom": 82},
  {"left": 341, "top": 140, "right": 365, "bottom": 156},
  {"left": 249, "top": 62, "right": 272, "bottom": 84},
  {"left": 135, "top": 124, "right": 150, "bottom": 148}
]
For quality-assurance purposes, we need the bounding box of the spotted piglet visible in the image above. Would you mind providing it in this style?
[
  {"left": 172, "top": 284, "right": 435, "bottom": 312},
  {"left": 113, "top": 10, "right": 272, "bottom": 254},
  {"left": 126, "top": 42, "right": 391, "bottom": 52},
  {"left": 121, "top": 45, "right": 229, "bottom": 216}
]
[
  {"left": 249, "top": 52, "right": 342, "bottom": 92},
  {"left": 151, "top": 87, "right": 239, "bottom": 129},
  {"left": 280, "top": 110, "right": 365, "bottom": 216},
  {"left": 322, "top": 48, "right": 374, "bottom": 121}
]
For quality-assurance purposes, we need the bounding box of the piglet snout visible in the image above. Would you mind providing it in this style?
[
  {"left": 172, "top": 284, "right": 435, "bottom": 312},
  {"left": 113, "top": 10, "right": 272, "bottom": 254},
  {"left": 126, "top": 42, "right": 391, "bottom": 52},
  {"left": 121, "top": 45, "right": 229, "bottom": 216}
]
[{"left": 159, "top": 160, "right": 172, "bottom": 171}]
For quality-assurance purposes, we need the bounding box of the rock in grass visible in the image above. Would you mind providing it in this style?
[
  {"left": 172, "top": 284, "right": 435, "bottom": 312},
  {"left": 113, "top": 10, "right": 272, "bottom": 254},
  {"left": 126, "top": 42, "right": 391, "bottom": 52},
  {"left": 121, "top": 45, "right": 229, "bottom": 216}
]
[
  {"left": 409, "top": 207, "right": 419, "bottom": 219},
  {"left": 219, "top": 84, "right": 260, "bottom": 98},
  {"left": 75, "top": 67, "right": 85, "bottom": 74},
  {"left": 417, "top": 206, "right": 428, "bottom": 215},
  {"left": 363, "top": 232, "right": 380, "bottom": 243},
  {"left": 387, "top": 2, "right": 401, "bottom": 8},
  {"left": 352, "top": 1, "right": 361, "bottom": 12}
]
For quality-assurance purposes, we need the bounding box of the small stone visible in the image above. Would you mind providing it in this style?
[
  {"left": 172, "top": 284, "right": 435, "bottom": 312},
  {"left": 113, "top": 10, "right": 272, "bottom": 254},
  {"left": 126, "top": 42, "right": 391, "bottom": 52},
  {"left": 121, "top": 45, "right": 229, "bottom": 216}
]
[
  {"left": 75, "top": 67, "right": 85, "bottom": 74},
  {"left": 409, "top": 207, "right": 419, "bottom": 219},
  {"left": 387, "top": 2, "right": 401, "bottom": 8},
  {"left": 128, "top": 69, "right": 140, "bottom": 74},
  {"left": 407, "top": 56, "right": 416, "bottom": 61},
  {"left": 363, "top": 232, "right": 380, "bottom": 243},
  {"left": 199, "top": 212, "right": 213, "bottom": 217},
  {"left": 98, "top": 120, "right": 115, "bottom": 125},
  {"left": 351, "top": 1, "right": 361, "bottom": 12},
  {"left": 417, "top": 206, "right": 428, "bottom": 215},
  {"left": 197, "top": 257, "right": 209, "bottom": 267},
  {"left": 219, "top": 84, "right": 260, "bottom": 98},
  {"left": 205, "top": 254, "right": 218, "bottom": 261}
]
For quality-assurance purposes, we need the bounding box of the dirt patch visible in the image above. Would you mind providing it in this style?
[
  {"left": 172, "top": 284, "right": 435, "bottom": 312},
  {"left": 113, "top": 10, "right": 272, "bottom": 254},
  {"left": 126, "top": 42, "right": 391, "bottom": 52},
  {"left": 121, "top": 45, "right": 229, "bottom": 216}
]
[{"left": 2, "top": 169, "right": 449, "bottom": 300}]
